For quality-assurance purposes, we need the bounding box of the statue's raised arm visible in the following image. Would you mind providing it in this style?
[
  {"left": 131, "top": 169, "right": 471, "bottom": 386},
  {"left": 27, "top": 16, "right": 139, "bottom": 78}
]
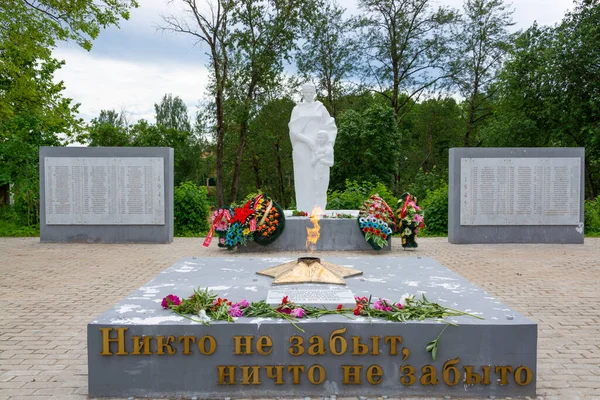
[{"left": 288, "top": 83, "right": 337, "bottom": 212}]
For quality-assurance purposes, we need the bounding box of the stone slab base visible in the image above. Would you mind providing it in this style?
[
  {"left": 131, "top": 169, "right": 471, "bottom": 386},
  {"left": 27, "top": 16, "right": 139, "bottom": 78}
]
[
  {"left": 88, "top": 256, "right": 536, "bottom": 398},
  {"left": 237, "top": 217, "right": 391, "bottom": 252}
]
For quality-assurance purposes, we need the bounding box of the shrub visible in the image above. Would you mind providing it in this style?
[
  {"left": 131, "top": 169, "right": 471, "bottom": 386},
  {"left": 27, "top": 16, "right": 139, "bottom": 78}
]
[
  {"left": 419, "top": 183, "right": 448, "bottom": 236},
  {"left": 174, "top": 182, "right": 210, "bottom": 237},
  {"left": 407, "top": 166, "right": 445, "bottom": 202},
  {"left": 0, "top": 205, "right": 39, "bottom": 237},
  {"left": 12, "top": 180, "right": 40, "bottom": 227},
  {"left": 584, "top": 195, "right": 600, "bottom": 235},
  {"left": 327, "top": 180, "right": 396, "bottom": 210}
]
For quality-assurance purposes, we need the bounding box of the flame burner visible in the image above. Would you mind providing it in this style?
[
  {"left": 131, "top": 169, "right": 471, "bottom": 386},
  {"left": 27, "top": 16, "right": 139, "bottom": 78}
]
[
  {"left": 257, "top": 256, "right": 363, "bottom": 285},
  {"left": 297, "top": 256, "right": 320, "bottom": 265}
]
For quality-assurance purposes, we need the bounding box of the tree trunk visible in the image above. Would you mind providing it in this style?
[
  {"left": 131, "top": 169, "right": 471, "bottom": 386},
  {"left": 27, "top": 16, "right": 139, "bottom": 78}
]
[
  {"left": 252, "top": 155, "right": 261, "bottom": 190},
  {"left": 465, "top": 72, "right": 481, "bottom": 147},
  {"left": 274, "top": 142, "right": 286, "bottom": 207},
  {"left": 230, "top": 78, "right": 257, "bottom": 203},
  {"left": 326, "top": 77, "right": 335, "bottom": 119},
  {"left": 585, "top": 158, "right": 596, "bottom": 199},
  {"left": 465, "top": 107, "right": 475, "bottom": 147},
  {"left": 214, "top": 67, "right": 226, "bottom": 207}
]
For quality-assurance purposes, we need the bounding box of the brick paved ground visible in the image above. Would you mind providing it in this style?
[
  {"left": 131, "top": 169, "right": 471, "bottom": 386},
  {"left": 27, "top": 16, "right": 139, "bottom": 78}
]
[{"left": 0, "top": 237, "right": 598, "bottom": 400}]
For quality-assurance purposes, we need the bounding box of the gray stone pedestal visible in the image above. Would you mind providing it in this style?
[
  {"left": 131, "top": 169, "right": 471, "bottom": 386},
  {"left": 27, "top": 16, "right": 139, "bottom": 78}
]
[{"left": 88, "top": 256, "right": 537, "bottom": 398}]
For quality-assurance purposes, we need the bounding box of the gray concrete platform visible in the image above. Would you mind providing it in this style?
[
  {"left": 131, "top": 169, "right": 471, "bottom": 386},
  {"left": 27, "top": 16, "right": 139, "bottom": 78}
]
[{"left": 88, "top": 256, "right": 536, "bottom": 398}]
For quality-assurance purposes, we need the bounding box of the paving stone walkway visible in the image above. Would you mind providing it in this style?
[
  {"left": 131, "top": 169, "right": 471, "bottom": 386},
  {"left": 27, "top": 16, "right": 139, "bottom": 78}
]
[{"left": 0, "top": 237, "right": 599, "bottom": 400}]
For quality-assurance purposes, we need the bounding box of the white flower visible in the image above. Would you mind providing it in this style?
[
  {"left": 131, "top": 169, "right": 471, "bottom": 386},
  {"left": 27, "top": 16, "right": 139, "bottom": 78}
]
[
  {"left": 399, "top": 294, "right": 414, "bottom": 307},
  {"left": 198, "top": 309, "right": 211, "bottom": 322},
  {"left": 404, "top": 228, "right": 412, "bottom": 236}
]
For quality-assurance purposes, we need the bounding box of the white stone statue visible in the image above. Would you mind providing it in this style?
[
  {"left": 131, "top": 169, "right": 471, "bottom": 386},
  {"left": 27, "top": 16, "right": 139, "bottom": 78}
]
[{"left": 288, "top": 83, "right": 337, "bottom": 212}]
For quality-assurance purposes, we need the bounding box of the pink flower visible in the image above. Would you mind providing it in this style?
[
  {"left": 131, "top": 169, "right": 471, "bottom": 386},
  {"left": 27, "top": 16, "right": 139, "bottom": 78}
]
[
  {"left": 413, "top": 213, "right": 424, "bottom": 224},
  {"left": 228, "top": 306, "right": 243, "bottom": 317},
  {"left": 395, "top": 303, "right": 404, "bottom": 309},
  {"left": 290, "top": 308, "right": 306, "bottom": 318},
  {"left": 161, "top": 294, "right": 182, "bottom": 309},
  {"left": 235, "top": 299, "right": 249, "bottom": 309},
  {"left": 373, "top": 299, "right": 393, "bottom": 312}
]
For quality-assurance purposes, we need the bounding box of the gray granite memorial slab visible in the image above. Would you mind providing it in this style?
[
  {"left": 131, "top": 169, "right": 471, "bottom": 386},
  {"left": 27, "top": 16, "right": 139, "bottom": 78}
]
[
  {"left": 40, "top": 147, "right": 174, "bottom": 244},
  {"left": 266, "top": 288, "right": 356, "bottom": 309},
  {"left": 88, "top": 256, "right": 537, "bottom": 398},
  {"left": 237, "top": 217, "right": 391, "bottom": 252},
  {"left": 449, "top": 147, "right": 585, "bottom": 244}
]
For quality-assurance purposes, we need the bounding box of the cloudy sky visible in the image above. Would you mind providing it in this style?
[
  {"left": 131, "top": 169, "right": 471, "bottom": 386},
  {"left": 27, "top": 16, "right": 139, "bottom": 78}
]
[{"left": 53, "top": 0, "right": 576, "bottom": 124}]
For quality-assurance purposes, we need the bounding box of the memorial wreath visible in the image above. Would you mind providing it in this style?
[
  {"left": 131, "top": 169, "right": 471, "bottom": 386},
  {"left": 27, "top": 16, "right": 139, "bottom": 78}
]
[
  {"left": 357, "top": 194, "right": 397, "bottom": 250},
  {"left": 203, "top": 193, "right": 286, "bottom": 249},
  {"left": 396, "top": 192, "right": 425, "bottom": 249}
]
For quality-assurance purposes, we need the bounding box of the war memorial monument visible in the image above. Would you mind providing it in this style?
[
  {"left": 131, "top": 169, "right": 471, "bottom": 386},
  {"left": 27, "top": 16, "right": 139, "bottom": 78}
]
[{"left": 58, "top": 84, "right": 558, "bottom": 398}]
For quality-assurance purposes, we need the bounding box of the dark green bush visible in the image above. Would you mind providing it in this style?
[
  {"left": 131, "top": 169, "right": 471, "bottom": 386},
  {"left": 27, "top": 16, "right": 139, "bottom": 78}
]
[
  {"left": 407, "top": 166, "right": 445, "bottom": 202},
  {"left": 327, "top": 180, "right": 396, "bottom": 210},
  {"left": 420, "top": 183, "right": 448, "bottom": 236},
  {"left": 174, "top": 182, "right": 210, "bottom": 237},
  {"left": 12, "top": 180, "right": 40, "bottom": 227},
  {"left": 584, "top": 195, "right": 600, "bottom": 235},
  {"left": 0, "top": 205, "right": 39, "bottom": 236}
]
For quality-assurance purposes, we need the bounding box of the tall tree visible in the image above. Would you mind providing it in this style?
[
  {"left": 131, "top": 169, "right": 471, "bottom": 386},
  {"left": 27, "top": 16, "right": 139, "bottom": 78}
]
[
  {"left": 87, "top": 110, "right": 130, "bottom": 146},
  {"left": 226, "top": 0, "right": 304, "bottom": 203},
  {"left": 331, "top": 103, "right": 401, "bottom": 189},
  {"left": 488, "top": 0, "right": 600, "bottom": 198},
  {"left": 241, "top": 97, "right": 295, "bottom": 206},
  {"left": 0, "top": 0, "right": 137, "bottom": 223},
  {"left": 154, "top": 94, "right": 192, "bottom": 133},
  {"left": 358, "top": 0, "right": 456, "bottom": 121},
  {"left": 451, "top": 0, "right": 514, "bottom": 147},
  {"left": 162, "top": 0, "right": 234, "bottom": 206},
  {"left": 0, "top": 0, "right": 138, "bottom": 50},
  {"left": 296, "top": 0, "right": 356, "bottom": 118}
]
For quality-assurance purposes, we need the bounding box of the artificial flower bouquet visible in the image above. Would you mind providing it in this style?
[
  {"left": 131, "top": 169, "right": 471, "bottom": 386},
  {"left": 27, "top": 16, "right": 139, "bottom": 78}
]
[
  {"left": 396, "top": 192, "right": 424, "bottom": 249},
  {"left": 357, "top": 194, "right": 397, "bottom": 250}
]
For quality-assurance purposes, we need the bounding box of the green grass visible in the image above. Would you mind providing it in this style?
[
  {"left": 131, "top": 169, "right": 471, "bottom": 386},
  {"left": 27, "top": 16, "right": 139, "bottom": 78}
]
[{"left": 0, "top": 220, "right": 39, "bottom": 237}]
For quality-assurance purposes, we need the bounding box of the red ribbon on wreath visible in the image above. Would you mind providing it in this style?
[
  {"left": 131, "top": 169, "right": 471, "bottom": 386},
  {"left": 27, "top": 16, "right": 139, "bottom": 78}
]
[
  {"left": 203, "top": 194, "right": 265, "bottom": 247},
  {"left": 203, "top": 209, "right": 231, "bottom": 247},
  {"left": 400, "top": 194, "right": 417, "bottom": 219}
]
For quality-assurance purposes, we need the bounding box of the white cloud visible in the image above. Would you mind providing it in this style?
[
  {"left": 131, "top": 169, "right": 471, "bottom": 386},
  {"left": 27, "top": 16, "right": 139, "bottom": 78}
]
[{"left": 53, "top": 47, "right": 210, "bottom": 123}]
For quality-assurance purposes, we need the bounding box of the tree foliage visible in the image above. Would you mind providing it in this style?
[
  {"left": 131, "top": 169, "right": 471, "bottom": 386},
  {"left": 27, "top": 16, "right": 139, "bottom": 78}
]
[
  {"left": 87, "top": 110, "right": 130, "bottom": 146},
  {"left": 162, "top": 0, "right": 234, "bottom": 206},
  {"left": 0, "top": 0, "right": 137, "bottom": 226},
  {"left": 331, "top": 103, "right": 401, "bottom": 189},
  {"left": 450, "top": 0, "right": 515, "bottom": 146},
  {"left": 296, "top": 0, "right": 356, "bottom": 118},
  {"left": 486, "top": 1, "right": 600, "bottom": 197},
  {"left": 0, "top": 0, "right": 138, "bottom": 51},
  {"left": 358, "top": 0, "right": 456, "bottom": 121}
]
